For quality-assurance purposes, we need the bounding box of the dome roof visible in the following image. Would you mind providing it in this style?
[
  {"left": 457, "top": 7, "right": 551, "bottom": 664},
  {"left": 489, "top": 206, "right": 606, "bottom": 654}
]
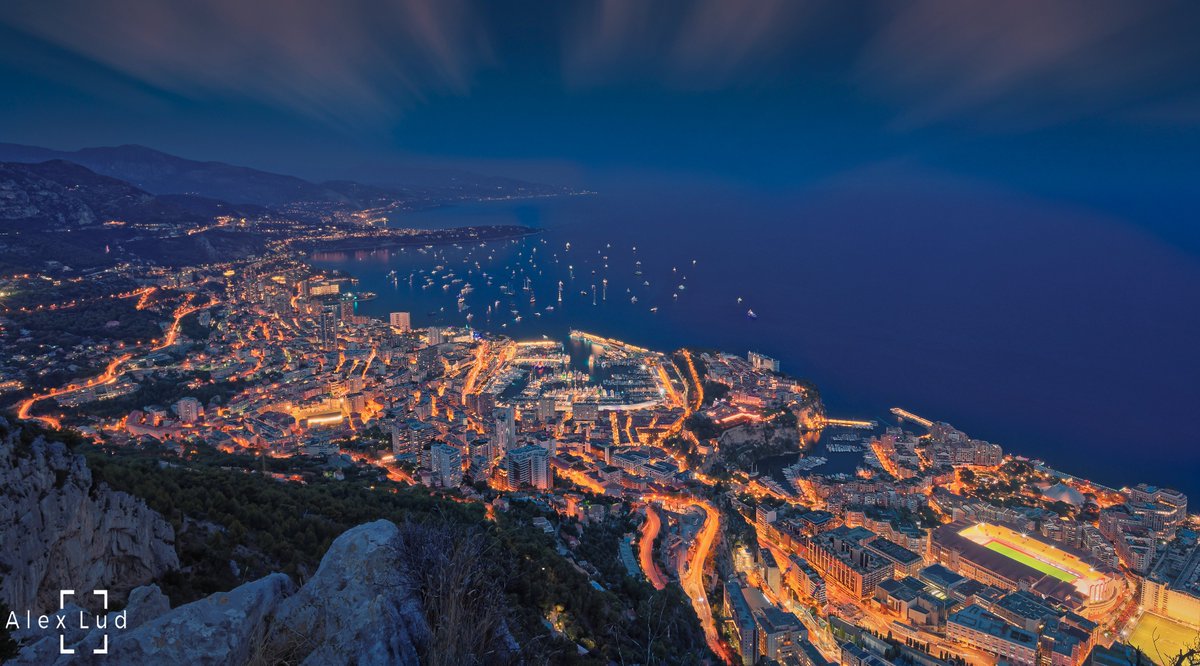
[{"left": 1042, "top": 482, "right": 1085, "bottom": 506}]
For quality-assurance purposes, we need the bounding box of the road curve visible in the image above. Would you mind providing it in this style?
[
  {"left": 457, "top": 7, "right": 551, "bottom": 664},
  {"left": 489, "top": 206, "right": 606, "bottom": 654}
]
[{"left": 639, "top": 505, "right": 668, "bottom": 590}]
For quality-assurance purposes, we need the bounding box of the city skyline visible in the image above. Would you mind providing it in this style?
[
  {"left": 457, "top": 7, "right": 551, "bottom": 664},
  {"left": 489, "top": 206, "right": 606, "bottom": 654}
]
[{"left": 1, "top": 3, "right": 1197, "bottom": 665}]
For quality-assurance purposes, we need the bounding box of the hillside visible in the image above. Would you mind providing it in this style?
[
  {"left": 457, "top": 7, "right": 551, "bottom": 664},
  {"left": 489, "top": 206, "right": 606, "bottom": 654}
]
[
  {"left": 1, "top": 427, "right": 714, "bottom": 665},
  {"left": 0, "top": 143, "right": 569, "bottom": 207},
  {"left": 0, "top": 160, "right": 271, "bottom": 271},
  {"left": 0, "top": 160, "right": 217, "bottom": 231}
]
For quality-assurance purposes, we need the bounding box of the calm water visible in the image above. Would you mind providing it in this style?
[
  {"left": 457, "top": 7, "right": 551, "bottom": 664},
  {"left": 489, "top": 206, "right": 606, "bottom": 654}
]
[{"left": 310, "top": 178, "right": 1200, "bottom": 498}]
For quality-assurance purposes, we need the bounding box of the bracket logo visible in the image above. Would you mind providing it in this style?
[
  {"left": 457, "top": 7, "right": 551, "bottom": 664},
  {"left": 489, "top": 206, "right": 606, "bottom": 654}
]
[
  {"left": 56, "top": 589, "right": 125, "bottom": 655},
  {"left": 4, "top": 588, "right": 126, "bottom": 655}
]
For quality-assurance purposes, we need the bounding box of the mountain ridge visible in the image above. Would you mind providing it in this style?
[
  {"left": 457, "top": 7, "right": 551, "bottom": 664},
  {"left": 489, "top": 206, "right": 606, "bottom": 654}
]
[
  {"left": 0, "top": 159, "right": 224, "bottom": 231},
  {"left": 0, "top": 142, "right": 568, "bottom": 207}
]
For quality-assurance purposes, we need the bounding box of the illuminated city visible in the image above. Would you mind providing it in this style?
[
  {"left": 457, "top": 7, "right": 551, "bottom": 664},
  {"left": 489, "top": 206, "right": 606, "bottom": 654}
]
[{"left": 1, "top": 2, "right": 1198, "bottom": 665}]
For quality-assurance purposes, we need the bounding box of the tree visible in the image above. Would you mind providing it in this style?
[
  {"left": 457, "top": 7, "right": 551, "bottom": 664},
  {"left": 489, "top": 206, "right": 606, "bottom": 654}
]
[
  {"left": 0, "top": 601, "right": 19, "bottom": 660},
  {"left": 1161, "top": 633, "right": 1200, "bottom": 666}
]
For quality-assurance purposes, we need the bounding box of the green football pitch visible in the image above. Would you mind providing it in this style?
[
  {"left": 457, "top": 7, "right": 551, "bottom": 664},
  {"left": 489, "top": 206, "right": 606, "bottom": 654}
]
[{"left": 984, "top": 541, "right": 1077, "bottom": 583}]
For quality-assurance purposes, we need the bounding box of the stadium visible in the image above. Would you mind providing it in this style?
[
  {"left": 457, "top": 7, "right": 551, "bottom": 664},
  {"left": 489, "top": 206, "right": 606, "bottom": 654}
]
[{"left": 932, "top": 521, "right": 1118, "bottom": 609}]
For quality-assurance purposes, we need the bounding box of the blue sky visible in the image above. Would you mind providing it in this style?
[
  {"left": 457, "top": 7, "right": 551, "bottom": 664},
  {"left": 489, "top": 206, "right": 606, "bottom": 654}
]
[
  {"left": 2, "top": 1, "right": 1199, "bottom": 492},
  {"left": 1, "top": 0, "right": 1198, "bottom": 243}
]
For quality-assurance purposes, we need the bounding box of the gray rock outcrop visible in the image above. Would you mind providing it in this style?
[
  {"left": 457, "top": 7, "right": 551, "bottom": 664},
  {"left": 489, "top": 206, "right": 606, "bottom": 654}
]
[
  {"left": 13, "top": 520, "right": 516, "bottom": 665},
  {"left": 0, "top": 421, "right": 179, "bottom": 615},
  {"left": 264, "top": 520, "right": 429, "bottom": 665}
]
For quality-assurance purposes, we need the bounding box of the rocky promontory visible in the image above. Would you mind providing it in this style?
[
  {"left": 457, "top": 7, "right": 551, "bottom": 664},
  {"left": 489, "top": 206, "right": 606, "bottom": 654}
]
[
  {"left": 13, "top": 520, "right": 518, "bottom": 665},
  {"left": 0, "top": 420, "right": 178, "bottom": 615}
]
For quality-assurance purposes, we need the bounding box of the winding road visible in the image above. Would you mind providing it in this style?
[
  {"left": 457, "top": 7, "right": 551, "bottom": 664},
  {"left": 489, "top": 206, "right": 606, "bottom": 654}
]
[
  {"left": 639, "top": 505, "right": 668, "bottom": 590},
  {"left": 15, "top": 295, "right": 217, "bottom": 429},
  {"left": 647, "top": 493, "right": 731, "bottom": 664}
]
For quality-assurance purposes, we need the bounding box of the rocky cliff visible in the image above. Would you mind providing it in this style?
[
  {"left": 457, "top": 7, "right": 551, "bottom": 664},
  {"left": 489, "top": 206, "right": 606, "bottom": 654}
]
[
  {"left": 0, "top": 421, "right": 179, "bottom": 615},
  {"left": 13, "top": 520, "right": 519, "bottom": 665}
]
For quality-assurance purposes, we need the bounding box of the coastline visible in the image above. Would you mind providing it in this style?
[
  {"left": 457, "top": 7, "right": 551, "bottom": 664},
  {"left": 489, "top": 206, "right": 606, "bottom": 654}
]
[{"left": 296, "top": 224, "right": 541, "bottom": 253}]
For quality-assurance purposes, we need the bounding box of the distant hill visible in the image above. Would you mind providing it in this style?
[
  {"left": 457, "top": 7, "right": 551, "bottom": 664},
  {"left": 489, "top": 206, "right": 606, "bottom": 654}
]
[
  {"left": 0, "top": 160, "right": 227, "bottom": 231},
  {"left": 0, "top": 143, "right": 568, "bottom": 207},
  {"left": 0, "top": 144, "right": 350, "bottom": 207},
  {"left": 0, "top": 160, "right": 269, "bottom": 271}
]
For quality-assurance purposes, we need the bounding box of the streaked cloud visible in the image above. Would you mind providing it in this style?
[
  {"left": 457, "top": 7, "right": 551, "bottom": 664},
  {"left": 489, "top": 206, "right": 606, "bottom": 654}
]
[
  {"left": 560, "top": 0, "right": 1200, "bottom": 128},
  {"left": 2, "top": 0, "right": 1197, "bottom": 133},
  {"left": 856, "top": 0, "right": 1200, "bottom": 129},
  {"left": 561, "top": 0, "right": 812, "bottom": 89},
  {"left": 0, "top": 0, "right": 491, "bottom": 127}
]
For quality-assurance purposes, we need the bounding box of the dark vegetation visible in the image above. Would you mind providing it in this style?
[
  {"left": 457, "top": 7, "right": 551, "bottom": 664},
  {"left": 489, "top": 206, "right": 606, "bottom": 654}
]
[
  {"left": 389, "top": 521, "right": 515, "bottom": 666},
  {"left": 684, "top": 413, "right": 722, "bottom": 440},
  {"left": 702, "top": 380, "right": 730, "bottom": 405},
  {"left": 498, "top": 503, "right": 716, "bottom": 665},
  {"left": 178, "top": 311, "right": 211, "bottom": 340},
  {"left": 80, "top": 440, "right": 713, "bottom": 665},
  {"left": 0, "top": 598, "right": 18, "bottom": 660},
  {"left": 61, "top": 375, "right": 250, "bottom": 419},
  {"left": 0, "top": 275, "right": 141, "bottom": 311},
  {"left": 122, "top": 230, "right": 268, "bottom": 267},
  {"left": 5, "top": 299, "right": 162, "bottom": 349},
  {"left": 84, "top": 443, "right": 464, "bottom": 601}
]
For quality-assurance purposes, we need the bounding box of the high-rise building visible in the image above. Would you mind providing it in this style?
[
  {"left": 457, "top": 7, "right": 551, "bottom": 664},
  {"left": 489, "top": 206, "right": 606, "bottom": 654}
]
[
  {"left": 723, "top": 582, "right": 758, "bottom": 666},
  {"left": 392, "top": 419, "right": 437, "bottom": 457},
  {"left": 754, "top": 606, "right": 805, "bottom": 663},
  {"left": 785, "top": 554, "right": 827, "bottom": 606},
  {"left": 1128, "top": 484, "right": 1188, "bottom": 534},
  {"left": 344, "top": 392, "right": 368, "bottom": 416},
  {"left": 427, "top": 327, "right": 445, "bottom": 346},
  {"left": 946, "top": 604, "right": 1037, "bottom": 665},
  {"left": 389, "top": 312, "right": 411, "bottom": 331},
  {"left": 493, "top": 405, "right": 517, "bottom": 455},
  {"left": 430, "top": 442, "right": 463, "bottom": 488},
  {"left": 536, "top": 396, "right": 556, "bottom": 423},
  {"left": 318, "top": 303, "right": 339, "bottom": 351},
  {"left": 804, "top": 526, "right": 893, "bottom": 598},
  {"left": 505, "top": 445, "right": 550, "bottom": 490},
  {"left": 468, "top": 438, "right": 494, "bottom": 475},
  {"left": 175, "top": 397, "right": 202, "bottom": 424}
]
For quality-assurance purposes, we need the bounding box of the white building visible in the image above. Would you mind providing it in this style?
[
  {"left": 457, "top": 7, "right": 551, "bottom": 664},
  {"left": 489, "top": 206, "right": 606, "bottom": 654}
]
[
  {"left": 493, "top": 405, "right": 517, "bottom": 456},
  {"left": 506, "top": 445, "right": 550, "bottom": 490},
  {"left": 389, "top": 312, "right": 411, "bottom": 332},
  {"left": 748, "top": 351, "right": 780, "bottom": 372},
  {"left": 175, "top": 397, "right": 202, "bottom": 424},
  {"left": 430, "top": 442, "right": 463, "bottom": 488}
]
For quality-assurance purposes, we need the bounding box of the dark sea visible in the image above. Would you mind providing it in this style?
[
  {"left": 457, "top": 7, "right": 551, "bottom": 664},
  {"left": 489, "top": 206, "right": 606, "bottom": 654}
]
[{"left": 309, "top": 176, "right": 1200, "bottom": 499}]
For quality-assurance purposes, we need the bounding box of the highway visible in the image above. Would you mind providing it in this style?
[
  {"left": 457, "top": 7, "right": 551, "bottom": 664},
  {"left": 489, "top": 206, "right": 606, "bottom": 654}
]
[
  {"left": 639, "top": 505, "right": 668, "bottom": 590},
  {"left": 649, "top": 494, "right": 731, "bottom": 664}
]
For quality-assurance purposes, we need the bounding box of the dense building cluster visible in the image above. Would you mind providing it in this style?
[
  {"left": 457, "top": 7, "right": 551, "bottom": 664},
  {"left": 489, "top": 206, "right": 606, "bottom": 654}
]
[{"left": 6, "top": 252, "right": 1196, "bottom": 666}]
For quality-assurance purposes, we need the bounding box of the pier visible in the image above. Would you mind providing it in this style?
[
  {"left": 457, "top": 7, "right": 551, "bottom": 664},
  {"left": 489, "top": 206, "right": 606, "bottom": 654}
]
[
  {"left": 819, "top": 417, "right": 876, "bottom": 429},
  {"left": 890, "top": 407, "right": 933, "bottom": 428}
]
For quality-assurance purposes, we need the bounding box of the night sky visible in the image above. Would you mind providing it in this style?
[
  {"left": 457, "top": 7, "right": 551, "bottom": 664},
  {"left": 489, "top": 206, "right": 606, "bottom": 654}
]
[
  {"left": 1, "top": 1, "right": 1198, "bottom": 203},
  {"left": 3, "top": 2, "right": 1200, "bottom": 489}
]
